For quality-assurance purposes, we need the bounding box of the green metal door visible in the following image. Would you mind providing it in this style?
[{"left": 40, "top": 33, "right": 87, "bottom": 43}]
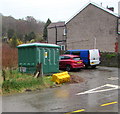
[
  {"left": 44, "top": 48, "right": 50, "bottom": 73},
  {"left": 38, "top": 48, "right": 50, "bottom": 74},
  {"left": 38, "top": 47, "right": 59, "bottom": 74},
  {"left": 49, "top": 48, "right": 59, "bottom": 73}
]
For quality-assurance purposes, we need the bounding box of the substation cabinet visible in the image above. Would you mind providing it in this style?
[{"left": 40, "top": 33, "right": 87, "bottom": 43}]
[{"left": 17, "top": 43, "right": 60, "bottom": 74}]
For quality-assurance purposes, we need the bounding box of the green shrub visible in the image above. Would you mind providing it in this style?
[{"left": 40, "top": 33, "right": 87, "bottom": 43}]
[{"left": 105, "top": 53, "right": 116, "bottom": 58}]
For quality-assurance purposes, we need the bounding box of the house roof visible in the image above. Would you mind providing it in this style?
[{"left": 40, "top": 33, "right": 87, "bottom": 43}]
[
  {"left": 66, "top": 2, "right": 119, "bottom": 24},
  {"left": 47, "top": 21, "right": 65, "bottom": 28}
]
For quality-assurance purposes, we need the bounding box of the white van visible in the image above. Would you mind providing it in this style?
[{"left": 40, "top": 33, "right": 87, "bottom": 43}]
[
  {"left": 65, "top": 49, "right": 100, "bottom": 68},
  {"left": 89, "top": 49, "right": 100, "bottom": 68}
]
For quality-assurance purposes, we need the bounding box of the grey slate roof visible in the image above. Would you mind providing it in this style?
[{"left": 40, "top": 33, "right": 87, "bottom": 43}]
[{"left": 47, "top": 21, "right": 65, "bottom": 29}]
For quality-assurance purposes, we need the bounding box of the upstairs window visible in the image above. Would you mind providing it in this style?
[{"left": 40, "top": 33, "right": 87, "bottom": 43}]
[{"left": 61, "top": 45, "right": 65, "bottom": 51}]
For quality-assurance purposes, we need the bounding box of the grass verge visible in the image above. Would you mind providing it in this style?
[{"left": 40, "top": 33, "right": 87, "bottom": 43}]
[
  {"left": 1, "top": 69, "right": 84, "bottom": 95},
  {"left": 0, "top": 76, "right": 3, "bottom": 95},
  {"left": 1, "top": 69, "right": 55, "bottom": 95}
]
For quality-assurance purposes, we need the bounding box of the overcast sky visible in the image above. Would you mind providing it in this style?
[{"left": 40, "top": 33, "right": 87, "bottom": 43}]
[{"left": 0, "top": 0, "right": 120, "bottom": 22}]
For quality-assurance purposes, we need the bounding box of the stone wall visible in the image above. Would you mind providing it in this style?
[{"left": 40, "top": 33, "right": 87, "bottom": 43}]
[{"left": 100, "top": 52, "right": 119, "bottom": 67}]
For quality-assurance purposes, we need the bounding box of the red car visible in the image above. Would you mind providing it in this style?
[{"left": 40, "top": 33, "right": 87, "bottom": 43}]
[{"left": 59, "top": 54, "right": 85, "bottom": 71}]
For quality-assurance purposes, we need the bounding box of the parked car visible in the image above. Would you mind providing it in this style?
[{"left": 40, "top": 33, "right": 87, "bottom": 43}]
[
  {"left": 59, "top": 54, "right": 85, "bottom": 71},
  {"left": 65, "top": 49, "right": 100, "bottom": 68}
]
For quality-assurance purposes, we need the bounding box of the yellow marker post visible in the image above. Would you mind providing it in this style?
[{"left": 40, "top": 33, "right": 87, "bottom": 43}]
[{"left": 101, "top": 101, "right": 118, "bottom": 107}]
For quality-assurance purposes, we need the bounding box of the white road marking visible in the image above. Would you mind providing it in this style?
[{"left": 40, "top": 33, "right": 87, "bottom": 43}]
[
  {"left": 105, "top": 84, "right": 119, "bottom": 88},
  {"left": 108, "top": 77, "right": 119, "bottom": 80},
  {"left": 76, "top": 84, "right": 120, "bottom": 95}
]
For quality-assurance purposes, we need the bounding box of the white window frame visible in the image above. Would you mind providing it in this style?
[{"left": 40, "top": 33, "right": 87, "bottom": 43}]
[
  {"left": 63, "top": 28, "right": 66, "bottom": 36},
  {"left": 61, "top": 45, "right": 65, "bottom": 51}
]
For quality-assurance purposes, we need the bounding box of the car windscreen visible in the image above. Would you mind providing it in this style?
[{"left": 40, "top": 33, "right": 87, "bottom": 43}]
[
  {"left": 59, "top": 56, "right": 64, "bottom": 60},
  {"left": 64, "top": 51, "right": 70, "bottom": 54},
  {"left": 59, "top": 56, "right": 71, "bottom": 60},
  {"left": 71, "top": 51, "right": 80, "bottom": 56},
  {"left": 73, "top": 57, "right": 81, "bottom": 61}
]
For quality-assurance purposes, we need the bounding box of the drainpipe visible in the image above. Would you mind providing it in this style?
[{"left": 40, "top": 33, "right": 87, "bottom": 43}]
[
  {"left": 117, "top": 17, "right": 120, "bottom": 53},
  {"left": 94, "top": 37, "right": 96, "bottom": 49}
]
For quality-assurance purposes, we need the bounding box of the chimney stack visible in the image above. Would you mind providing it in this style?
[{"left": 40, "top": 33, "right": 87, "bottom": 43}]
[{"left": 107, "top": 6, "right": 114, "bottom": 12}]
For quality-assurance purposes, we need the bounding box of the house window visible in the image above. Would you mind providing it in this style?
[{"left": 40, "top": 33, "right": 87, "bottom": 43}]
[
  {"left": 63, "top": 28, "right": 67, "bottom": 36},
  {"left": 61, "top": 45, "right": 65, "bottom": 51}
]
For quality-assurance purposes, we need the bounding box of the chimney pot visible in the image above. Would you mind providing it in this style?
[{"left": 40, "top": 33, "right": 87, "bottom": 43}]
[{"left": 107, "top": 7, "right": 114, "bottom": 12}]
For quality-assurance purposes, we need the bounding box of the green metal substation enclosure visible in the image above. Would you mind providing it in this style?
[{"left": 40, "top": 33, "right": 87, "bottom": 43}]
[{"left": 17, "top": 43, "right": 60, "bottom": 74}]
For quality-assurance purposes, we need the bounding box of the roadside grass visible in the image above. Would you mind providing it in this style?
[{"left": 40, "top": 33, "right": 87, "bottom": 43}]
[
  {"left": 0, "top": 74, "right": 3, "bottom": 95},
  {"left": 1, "top": 69, "right": 84, "bottom": 95},
  {"left": 2, "top": 69, "right": 55, "bottom": 95}
]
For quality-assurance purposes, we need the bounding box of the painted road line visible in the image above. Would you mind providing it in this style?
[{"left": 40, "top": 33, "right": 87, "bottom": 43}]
[
  {"left": 105, "top": 84, "right": 119, "bottom": 88},
  {"left": 76, "top": 84, "right": 120, "bottom": 95},
  {"left": 65, "top": 109, "right": 85, "bottom": 114},
  {"left": 100, "top": 101, "right": 118, "bottom": 107},
  {"left": 108, "top": 77, "right": 119, "bottom": 80}
]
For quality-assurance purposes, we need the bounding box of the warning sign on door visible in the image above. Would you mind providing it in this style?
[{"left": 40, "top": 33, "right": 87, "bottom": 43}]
[{"left": 45, "top": 52, "right": 48, "bottom": 58}]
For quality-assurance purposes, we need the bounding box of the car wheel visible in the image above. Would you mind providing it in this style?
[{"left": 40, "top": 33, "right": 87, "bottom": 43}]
[{"left": 66, "top": 65, "right": 71, "bottom": 71}]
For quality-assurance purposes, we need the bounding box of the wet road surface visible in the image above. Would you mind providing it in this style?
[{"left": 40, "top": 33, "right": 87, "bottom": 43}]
[{"left": 2, "top": 66, "right": 119, "bottom": 112}]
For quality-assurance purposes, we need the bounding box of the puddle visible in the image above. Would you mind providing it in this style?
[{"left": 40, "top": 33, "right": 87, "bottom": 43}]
[
  {"left": 54, "top": 89, "right": 69, "bottom": 98},
  {"left": 51, "top": 107, "right": 63, "bottom": 110}
]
